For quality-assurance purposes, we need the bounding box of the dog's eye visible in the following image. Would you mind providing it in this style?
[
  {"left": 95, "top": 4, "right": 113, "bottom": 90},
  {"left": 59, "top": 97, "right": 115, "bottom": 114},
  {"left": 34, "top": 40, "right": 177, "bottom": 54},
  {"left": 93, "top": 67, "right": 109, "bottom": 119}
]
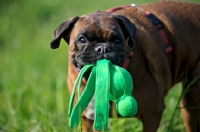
[
  {"left": 114, "top": 39, "right": 120, "bottom": 44},
  {"left": 78, "top": 37, "right": 87, "bottom": 43},
  {"left": 111, "top": 38, "right": 121, "bottom": 44},
  {"left": 110, "top": 36, "right": 121, "bottom": 44}
]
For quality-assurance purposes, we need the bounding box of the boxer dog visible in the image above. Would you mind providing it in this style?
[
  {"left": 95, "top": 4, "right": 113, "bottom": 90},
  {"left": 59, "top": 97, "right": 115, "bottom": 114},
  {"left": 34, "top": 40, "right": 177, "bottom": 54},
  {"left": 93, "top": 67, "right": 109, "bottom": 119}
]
[{"left": 50, "top": 1, "right": 200, "bottom": 132}]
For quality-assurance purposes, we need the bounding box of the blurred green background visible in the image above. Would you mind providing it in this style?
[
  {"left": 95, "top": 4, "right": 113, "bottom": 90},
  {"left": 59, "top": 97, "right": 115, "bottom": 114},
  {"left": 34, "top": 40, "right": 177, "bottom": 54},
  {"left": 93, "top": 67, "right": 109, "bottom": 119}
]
[{"left": 0, "top": 0, "right": 199, "bottom": 131}]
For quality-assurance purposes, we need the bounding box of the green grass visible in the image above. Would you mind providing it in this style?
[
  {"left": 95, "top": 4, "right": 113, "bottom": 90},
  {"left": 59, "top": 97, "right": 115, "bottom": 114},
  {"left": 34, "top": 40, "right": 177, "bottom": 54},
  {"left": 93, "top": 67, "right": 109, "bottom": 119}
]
[{"left": 0, "top": 0, "right": 199, "bottom": 131}]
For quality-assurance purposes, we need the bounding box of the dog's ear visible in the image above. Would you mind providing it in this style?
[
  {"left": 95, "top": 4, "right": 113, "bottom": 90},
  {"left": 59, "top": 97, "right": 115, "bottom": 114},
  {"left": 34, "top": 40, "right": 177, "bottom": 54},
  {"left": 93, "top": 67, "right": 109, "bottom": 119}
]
[
  {"left": 50, "top": 16, "right": 80, "bottom": 49},
  {"left": 113, "top": 15, "right": 136, "bottom": 48}
]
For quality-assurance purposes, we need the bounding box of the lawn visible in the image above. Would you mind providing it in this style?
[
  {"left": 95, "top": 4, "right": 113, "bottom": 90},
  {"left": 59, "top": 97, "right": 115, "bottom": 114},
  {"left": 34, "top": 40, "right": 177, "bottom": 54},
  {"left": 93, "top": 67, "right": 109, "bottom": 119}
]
[{"left": 0, "top": 0, "right": 199, "bottom": 131}]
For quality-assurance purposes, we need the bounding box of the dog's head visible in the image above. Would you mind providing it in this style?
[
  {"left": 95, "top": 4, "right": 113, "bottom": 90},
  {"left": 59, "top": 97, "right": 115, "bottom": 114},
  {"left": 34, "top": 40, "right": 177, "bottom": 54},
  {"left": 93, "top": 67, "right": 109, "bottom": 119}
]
[{"left": 50, "top": 13, "right": 136, "bottom": 71}]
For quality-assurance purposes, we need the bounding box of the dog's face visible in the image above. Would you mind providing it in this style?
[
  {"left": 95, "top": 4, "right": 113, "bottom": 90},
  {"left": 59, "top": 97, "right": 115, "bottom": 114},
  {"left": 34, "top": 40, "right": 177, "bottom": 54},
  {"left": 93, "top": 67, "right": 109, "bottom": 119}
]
[{"left": 50, "top": 13, "right": 136, "bottom": 71}]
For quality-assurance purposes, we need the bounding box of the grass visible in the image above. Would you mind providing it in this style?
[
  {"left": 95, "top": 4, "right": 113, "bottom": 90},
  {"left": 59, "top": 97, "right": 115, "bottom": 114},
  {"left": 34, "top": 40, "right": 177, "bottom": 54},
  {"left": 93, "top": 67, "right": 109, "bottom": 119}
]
[{"left": 0, "top": 0, "right": 199, "bottom": 131}]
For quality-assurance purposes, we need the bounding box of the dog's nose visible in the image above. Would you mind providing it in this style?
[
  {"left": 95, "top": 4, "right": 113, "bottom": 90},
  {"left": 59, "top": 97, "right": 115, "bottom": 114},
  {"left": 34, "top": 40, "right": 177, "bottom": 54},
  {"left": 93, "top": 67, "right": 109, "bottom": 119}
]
[{"left": 95, "top": 45, "right": 111, "bottom": 54}]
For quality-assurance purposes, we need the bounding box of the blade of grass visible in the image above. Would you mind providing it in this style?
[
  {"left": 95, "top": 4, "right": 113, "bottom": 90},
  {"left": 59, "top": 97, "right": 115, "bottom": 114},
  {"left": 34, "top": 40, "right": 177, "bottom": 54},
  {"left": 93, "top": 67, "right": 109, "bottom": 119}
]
[{"left": 168, "top": 76, "right": 200, "bottom": 132}]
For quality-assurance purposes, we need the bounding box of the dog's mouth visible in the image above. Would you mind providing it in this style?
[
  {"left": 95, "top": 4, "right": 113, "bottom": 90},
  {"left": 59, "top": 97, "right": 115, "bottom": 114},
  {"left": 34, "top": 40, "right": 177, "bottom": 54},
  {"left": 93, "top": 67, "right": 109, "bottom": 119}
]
[
  {"left": 72, "top": 47, "right": 126, "bottom": 80},
  {"left": 74, "top": 59, "right": 120, "bottom": 80},
  {"left": 73, "top": 54, "right": 124, "bottom": 81},
  {"left": 75, "top": 56, "right": 122, "bottom": 72}
]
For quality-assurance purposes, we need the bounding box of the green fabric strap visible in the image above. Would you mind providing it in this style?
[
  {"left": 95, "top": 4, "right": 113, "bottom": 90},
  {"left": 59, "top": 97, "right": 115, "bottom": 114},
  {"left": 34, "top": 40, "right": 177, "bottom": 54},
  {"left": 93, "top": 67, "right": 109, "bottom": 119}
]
[
  {"left": 68, "top": 65, "right": 95, "bottom": 127},
  {"left": 94, "top": 59, "right": 110, "bottom": 130}
]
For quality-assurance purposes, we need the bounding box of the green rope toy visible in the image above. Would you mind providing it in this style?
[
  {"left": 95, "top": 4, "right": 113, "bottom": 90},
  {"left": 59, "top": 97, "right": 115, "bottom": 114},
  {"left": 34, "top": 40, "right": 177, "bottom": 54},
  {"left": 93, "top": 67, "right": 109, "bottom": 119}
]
[{"left": 68, "top": 59, "right": 138, "bottom": 130}]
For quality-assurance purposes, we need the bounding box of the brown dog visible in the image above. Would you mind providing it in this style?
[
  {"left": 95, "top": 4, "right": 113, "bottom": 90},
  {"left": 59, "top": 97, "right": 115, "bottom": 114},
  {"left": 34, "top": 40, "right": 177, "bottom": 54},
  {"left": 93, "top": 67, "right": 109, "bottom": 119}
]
[{"left": 50, "top": 1, "right": 200, "bottom": 132}]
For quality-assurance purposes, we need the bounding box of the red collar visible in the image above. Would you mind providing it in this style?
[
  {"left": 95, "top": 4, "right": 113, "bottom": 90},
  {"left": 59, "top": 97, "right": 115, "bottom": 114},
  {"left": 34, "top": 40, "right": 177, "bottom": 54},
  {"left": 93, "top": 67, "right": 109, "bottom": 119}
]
[
  {"left": 144, "top": 11, "right": 172, "bottom": 66},
  {"left": 106, "top": 4, "right": 173, "bottom": 69}
]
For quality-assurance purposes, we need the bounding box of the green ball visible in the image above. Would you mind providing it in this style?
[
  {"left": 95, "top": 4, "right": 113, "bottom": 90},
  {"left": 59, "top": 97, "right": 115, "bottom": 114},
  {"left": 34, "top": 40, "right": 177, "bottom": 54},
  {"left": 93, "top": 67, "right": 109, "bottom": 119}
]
[{"left": 116, "top": 95, "right": 138, "bottom": 117}]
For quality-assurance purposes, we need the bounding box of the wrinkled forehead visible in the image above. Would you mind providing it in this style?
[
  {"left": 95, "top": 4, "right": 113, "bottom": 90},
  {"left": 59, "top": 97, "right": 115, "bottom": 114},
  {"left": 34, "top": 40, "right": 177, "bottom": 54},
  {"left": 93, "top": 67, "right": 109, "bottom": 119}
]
[{"left": 70, "top": 14, "right": 124, "bottom": 39}]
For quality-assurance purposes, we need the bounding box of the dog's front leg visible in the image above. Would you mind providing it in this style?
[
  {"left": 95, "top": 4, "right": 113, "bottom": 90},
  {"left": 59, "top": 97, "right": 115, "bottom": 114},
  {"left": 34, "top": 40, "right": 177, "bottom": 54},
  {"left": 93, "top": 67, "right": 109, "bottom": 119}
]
[
  {"left": 81, "top": 96, "right": 100, "bottom": 132},
  {"left": 81, "top": 116, "right": 97, "bottom": 132},
  {"left": 141, "top": 111, "right": 163, "bottom": 132},
  {"left": 134, "top": 86, "right": 166, "bottom": 132}
]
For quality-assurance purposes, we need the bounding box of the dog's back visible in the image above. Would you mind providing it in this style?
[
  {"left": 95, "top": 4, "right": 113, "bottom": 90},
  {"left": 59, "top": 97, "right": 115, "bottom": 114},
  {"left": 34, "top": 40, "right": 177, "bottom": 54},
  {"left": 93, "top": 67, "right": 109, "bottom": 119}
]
[
  {"left": 114, "top": 1, "right": 200, "bottom": 85},
  {"left": 140, "top": 2, "right": 200, "bottom": 85}
]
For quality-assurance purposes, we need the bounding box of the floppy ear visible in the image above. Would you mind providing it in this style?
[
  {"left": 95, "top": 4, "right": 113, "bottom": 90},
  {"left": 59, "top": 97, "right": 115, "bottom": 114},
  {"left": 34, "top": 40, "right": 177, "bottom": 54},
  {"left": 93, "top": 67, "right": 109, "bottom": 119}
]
[
  {"left": 50, "top": 16, "right": 80, "bottom": 49},
  {"left": 113, "top": 15, "right": 137, "bottom": 48}
]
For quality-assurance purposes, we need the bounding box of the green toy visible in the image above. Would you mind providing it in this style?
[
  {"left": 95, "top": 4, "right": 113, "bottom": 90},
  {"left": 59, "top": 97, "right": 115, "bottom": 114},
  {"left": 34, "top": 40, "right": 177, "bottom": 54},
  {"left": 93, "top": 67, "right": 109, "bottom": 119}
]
[{"left": 68, "top": 59, "right": 138, "bottom": 130}]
